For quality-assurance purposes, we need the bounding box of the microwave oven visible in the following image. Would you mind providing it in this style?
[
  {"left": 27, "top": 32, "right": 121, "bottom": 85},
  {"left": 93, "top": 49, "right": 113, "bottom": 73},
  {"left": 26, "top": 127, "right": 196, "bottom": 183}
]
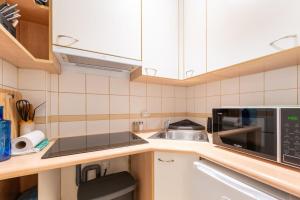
[{"left": 212, "top": 107, "right": 300, "bottom": 168}]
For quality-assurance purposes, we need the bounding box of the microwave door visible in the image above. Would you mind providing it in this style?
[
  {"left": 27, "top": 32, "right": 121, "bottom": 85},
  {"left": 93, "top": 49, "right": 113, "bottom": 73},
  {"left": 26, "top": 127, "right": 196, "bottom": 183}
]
[
  {"left": 213, "top": 108, "right": 277, "bottom": 161},
  {"left": 218, "top": 126, "right": 261, "bottom": 149}
]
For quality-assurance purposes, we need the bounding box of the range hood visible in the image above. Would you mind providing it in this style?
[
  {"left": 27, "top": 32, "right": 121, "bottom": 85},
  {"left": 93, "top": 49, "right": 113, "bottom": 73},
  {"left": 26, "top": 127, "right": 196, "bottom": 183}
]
[{"left": 53, "top": 45, "right": 142, "bottom": 72}]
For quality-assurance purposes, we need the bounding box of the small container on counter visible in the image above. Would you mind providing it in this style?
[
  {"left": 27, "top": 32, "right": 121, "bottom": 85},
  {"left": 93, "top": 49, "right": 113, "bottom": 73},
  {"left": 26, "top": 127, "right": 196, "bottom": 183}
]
[
  {"left": 132, "top": 121, "right": 144, "bottom": 132},
  {"left": 0, "top": 120, "right": 11, "bottom": 162},
  {"left": 20, "top": 120, "right": 35, "bottom": 136}
]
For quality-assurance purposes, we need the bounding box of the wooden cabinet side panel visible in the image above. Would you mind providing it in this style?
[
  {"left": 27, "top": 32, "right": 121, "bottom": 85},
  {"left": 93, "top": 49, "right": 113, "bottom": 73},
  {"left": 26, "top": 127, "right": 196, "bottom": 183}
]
[
  {"left": 19, "top": 20, "right": 49, "bottom": 60},
  {"left": 131, "top": 152, "right": 154, "bottom": 200},
  {"left": 0, "top": 178, "right": 20, "bottom": 200}
]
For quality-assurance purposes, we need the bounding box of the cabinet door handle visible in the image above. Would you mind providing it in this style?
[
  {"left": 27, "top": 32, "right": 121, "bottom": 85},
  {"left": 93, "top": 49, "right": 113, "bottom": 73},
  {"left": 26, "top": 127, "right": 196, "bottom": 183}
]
[
  {"left": 185, "top": 69, "right": 194, "bottom": 78},
  {"left": 145, "top": 68, "right": 158, "bottom": 76},
  {"left": 158, "top": 158, "right": 175, "bottom": 163},
  {"left": 56, "top": 34, "right": 79, "bottom": 47},
  {"left": 269, "top": 34, "right": 298, "bottom": 50}
]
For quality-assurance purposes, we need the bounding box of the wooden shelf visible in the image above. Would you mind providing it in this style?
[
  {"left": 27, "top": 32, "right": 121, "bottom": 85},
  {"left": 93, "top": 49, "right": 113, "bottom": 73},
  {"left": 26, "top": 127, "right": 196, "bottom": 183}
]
[
  {"left": 131, "top": 47, "right": 300, "bottom": 86},
  {"left": 7, "top": 0, "right": 49, "bottom": 25},
  {"left": 0, "top": 25, "right": 60, "bottom": 73}
]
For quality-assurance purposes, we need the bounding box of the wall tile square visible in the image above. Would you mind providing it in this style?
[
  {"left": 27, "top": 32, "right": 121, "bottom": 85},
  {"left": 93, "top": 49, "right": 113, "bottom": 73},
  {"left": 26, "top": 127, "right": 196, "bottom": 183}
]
[
  {"left": 206, "top": 96, "right": 220, "bottom": 113},
  {"left": 240, "top": 73, "right": 264, "bottom": 93},
  {"left": 21, "top": 90, "right": 46, "bottom": 117},
  {"left": 110, "top": 119, "right": 129, "bottom": 133},
  {"left": 19, "top": 69, "right": 46, "bottom": 90},
  {"left": 147, "top": 118, "right": 161, "bottom": 130},
  {"left": 59, "top": 121, "right": 86, "bottom": 137},
  {"left": 221, "top": 78, "right": 239, "bottom": 95},
  {"left": 50, "top": 92, "right": 59, "bottom": 115},
  {"left": 221, "top": 94, "right": 239, "bottom": 106},
  {"left": 240, "top": 92, "right": 264, "bottom": 106},
  {"left": 162, "top": 97, "right": 175, "bottom": 113},
  {"left": 187, "top": 98, "right": 195, "bottom": 113},
  {"left": 110, "top": 95, "right": 129, "bottom": 114},
  {"left": 2, "top": 60, "right": 17, "bottom": 88},
  {"left": 87, "top": 94, "right": 109, "bottom": 114},
  {"left": 110, "top": 77, "right": 129, "bottom": 95},
  {"left": 174, "top": 86, "right": 186, "bottom": 98},
  {"left": 50, "top": 74, "right": 59, "bottom": 92},
  {"left": 187, "top": 87, "right": 195, "bottom": 98},
  {"left": 265, "top": 66, "right": 297, "bottom": 91},
  {"left": 162, "top": 85, "right": 174, "bottom": 98},
  {"left": 46, "top": 92, "right": 51, "bottom": 119},
  {"left": 195, "top": 84, "right": 206, "bottom": 98},
  {"left": 130, "top": 96, "right": 147, "bottom": 114},
  {"left": 50, "top": 122, "right": 59, "bottom": 139},
  {"left": 130, "top": 82, "right": 146, "bottom": 96},
  {"left": 86, "top": 74, "right": 109, "bottom": 94},
  {"left": 59, "top": 71, "right": 85, "bottom": 93},
  {"left": 147, "top": 84, "right": 162, "bottom": 97},
  {"left": 59, "top": 93, "right": 85, "bottom": 115},
  {"left": 206, "top": 81, "right": 220, "bottom": 97},
  {"left": 147, "top": 97, "right": 161, "bottom": 113},
  {"left": 265, "top": 89, "right": 297, "bottom": 105},
  {"left": 46, "top": 73, "right": 51, "bottom": 92},
  {"left": 87, "top": 120, "right": 109, "bottom": 135},
  {"left": 195, "top": 98, "right": 206, "bottom": 113},
  {"left": 175, "top": 98, "right": 186, "bottom": 113}
]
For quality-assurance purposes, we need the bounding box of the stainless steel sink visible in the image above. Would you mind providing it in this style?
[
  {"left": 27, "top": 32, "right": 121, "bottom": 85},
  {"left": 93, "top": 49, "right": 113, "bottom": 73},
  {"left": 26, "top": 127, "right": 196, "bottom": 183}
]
[{"left": 150, "top": 130, "right": 208, "bottom": 142}]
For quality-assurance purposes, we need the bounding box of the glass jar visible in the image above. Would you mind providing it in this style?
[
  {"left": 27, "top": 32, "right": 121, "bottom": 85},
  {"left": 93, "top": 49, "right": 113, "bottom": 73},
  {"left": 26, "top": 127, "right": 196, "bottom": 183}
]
[{"left": 0, "top": 120, "right": 11, "bottom": 162}]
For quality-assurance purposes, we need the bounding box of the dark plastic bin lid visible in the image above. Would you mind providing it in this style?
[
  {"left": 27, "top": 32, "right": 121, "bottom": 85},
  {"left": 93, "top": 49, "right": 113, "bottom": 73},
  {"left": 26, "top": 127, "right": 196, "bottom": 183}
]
[
  {"left": 169, "top": 119, "right": 205, "bottom": 130},
  {"left": 78, "top": 171, "right": 136, "bottom": 200}
]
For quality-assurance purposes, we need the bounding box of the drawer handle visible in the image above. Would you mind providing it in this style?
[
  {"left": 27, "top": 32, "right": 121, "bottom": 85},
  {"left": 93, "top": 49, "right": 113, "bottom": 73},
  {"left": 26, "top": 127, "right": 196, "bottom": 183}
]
[
  {"left": 270, "top": 34, "right": 298, "bottom": 50},
  {"left": 158, "top": 158, "right": 175, "bottom": 163},
  {"left": 56, "top": 34, "right": 79, "bottom": 47},
  {"left": 185, "top": 69, "right": 194, "bottom": 78},
  {"left": 145, "top": 68, "right": 157, "bottom": 76}
]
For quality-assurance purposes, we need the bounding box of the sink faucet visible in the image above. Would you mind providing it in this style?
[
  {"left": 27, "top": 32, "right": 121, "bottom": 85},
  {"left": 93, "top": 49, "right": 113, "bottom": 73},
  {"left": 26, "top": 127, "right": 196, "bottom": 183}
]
[{"left": 163, "top": 119, "right": 171, "bottom": 132}]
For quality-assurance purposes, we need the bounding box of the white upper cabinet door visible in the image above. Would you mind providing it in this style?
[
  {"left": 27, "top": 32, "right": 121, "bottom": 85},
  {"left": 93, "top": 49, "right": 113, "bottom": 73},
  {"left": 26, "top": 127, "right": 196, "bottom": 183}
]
[
  {"left": 142, "top": 0, "right": 179, "bottom": 79},
  {"left": 183, "top": 0, "right": 206, "bottom": 78},
  {"left": 52, "top": 0, "right": 142, "bottom": 60},
  {"left": 207, "top": 0, "right": 300, "bottom": 72}
]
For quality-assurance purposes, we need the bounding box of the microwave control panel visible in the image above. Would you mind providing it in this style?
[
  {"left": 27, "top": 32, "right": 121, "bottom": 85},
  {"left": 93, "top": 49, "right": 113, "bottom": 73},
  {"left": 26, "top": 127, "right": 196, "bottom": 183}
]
[{"left": 281, "top": 108, "right": 300, "bottom": 167}]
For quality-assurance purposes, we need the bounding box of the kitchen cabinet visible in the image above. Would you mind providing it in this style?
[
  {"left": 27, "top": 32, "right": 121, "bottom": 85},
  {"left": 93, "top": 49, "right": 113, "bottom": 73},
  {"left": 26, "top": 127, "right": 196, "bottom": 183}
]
[
  {"left": 207, "top": 0, "right": 300, "bottom": 72},
  {"left": 183, "top": 0, "right": 206, "bottom": 78},
  {"left": 52, "top": 0, "right": 141, "bottom": 61},
  {"left": 154, "top": 152, "right": 198, "bottom": 200},
  {"left": 142, "top": 0, "right": 179, "bottom": 79}
]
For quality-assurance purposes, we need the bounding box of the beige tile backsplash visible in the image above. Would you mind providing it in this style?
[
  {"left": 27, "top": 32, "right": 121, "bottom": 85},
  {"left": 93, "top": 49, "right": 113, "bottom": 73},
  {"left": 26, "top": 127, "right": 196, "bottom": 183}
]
[{"left": 0, "top": 58, "right": 299, "bottom": 139}]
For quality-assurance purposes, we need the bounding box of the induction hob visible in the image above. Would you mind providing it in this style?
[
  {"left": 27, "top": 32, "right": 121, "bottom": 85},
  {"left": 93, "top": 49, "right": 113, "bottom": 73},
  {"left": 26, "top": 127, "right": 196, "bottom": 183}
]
[{"left": 42, "top": 132, "right": 148, "bottom": 159}]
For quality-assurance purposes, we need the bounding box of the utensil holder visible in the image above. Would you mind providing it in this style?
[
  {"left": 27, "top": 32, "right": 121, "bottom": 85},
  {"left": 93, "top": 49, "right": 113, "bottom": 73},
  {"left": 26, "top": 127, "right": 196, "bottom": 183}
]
[{"left": 20, "top": 120, "right": 35, "bottom": 136}]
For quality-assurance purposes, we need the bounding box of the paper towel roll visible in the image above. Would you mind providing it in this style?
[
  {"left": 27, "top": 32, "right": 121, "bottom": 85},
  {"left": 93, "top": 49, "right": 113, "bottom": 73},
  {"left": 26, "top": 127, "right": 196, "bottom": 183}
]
[{"left": 11, "top": 130, "right": 45, "bottom": 156}]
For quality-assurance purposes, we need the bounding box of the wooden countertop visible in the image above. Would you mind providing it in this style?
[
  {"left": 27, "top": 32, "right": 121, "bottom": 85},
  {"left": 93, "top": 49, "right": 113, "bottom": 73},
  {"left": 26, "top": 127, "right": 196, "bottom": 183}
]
[{"left": 0, "top": 132, "right": 300, "bottom": 197}]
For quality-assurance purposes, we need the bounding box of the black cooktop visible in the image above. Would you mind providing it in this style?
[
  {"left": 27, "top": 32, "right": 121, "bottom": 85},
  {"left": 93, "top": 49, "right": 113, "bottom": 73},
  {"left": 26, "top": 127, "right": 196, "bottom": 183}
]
[{"left": 42, "top": 132, "right": 148, "bottom": 159}]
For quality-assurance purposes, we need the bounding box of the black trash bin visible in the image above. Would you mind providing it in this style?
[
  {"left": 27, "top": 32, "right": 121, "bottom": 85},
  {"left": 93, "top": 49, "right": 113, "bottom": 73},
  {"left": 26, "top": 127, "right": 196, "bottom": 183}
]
[{"left": 77, "top": 171, "right": 136, "bottom": 200}]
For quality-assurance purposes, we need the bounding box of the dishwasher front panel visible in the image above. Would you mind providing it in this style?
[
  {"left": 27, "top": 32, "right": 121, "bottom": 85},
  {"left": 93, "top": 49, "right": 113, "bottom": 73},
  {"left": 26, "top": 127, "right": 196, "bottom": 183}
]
[{"left": 192, "top": 160, "right": 293, "bottom": 200}]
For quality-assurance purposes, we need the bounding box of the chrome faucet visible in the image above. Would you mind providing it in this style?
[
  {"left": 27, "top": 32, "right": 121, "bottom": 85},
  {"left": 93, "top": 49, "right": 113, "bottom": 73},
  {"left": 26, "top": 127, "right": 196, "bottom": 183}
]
[{"left": 163, "top": 119, "right": 171, "bottom": 132}]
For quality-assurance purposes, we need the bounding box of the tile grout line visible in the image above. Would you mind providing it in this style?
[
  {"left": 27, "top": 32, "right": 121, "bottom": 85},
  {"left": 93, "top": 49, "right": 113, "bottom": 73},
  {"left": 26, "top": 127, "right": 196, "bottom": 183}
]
[{"left": 85, "top": 73, "right": 87, "bottom": 136}]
